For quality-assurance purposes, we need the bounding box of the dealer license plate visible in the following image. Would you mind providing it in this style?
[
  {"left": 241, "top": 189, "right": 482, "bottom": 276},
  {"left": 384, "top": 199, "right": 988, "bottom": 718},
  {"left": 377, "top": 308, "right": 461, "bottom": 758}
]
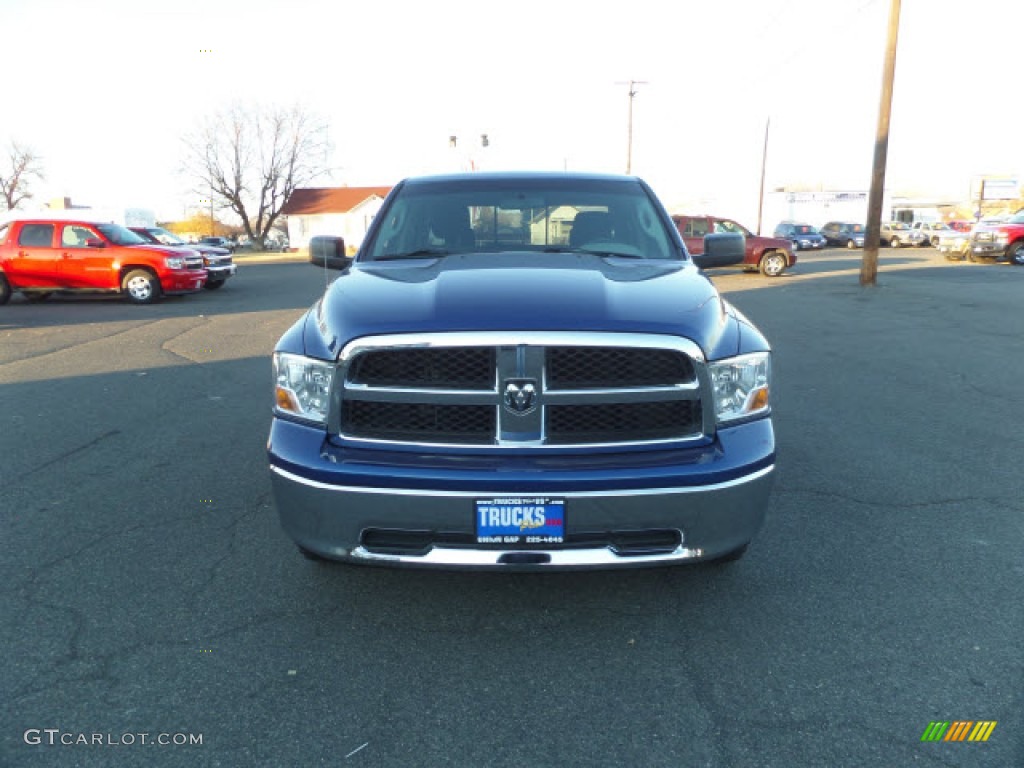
[{"left": 475, "top": 497, "right": 565, "bottom": 545}]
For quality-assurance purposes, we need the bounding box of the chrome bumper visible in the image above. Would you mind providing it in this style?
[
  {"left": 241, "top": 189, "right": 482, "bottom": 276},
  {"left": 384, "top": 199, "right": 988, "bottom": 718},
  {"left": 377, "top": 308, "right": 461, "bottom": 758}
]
[
  {"left": 269, "top": 463, "right": 774, "bottom": 570},
  {"left": 348, "top": 542, "right": 705, "bottom": 568}
]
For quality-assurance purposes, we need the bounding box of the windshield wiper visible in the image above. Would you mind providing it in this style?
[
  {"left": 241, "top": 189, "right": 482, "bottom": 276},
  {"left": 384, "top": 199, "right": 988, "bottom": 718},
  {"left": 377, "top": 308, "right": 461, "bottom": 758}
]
[
  {"left": 374, "top": 248, "right": 450, "bottom": 261},
  {"left": 543, "top": 246, "right": 645, "bottom": 259}
]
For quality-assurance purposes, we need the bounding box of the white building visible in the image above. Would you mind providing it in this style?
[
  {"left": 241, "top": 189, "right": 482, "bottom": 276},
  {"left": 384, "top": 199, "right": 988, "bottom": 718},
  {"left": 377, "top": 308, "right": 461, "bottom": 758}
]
[{"left": 280, "top": 186, "right": 392, "bottom": 252}]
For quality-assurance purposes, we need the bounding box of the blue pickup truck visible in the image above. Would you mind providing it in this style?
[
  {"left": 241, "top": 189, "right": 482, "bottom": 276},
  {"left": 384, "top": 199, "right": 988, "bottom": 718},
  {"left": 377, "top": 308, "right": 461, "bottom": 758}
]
[{"left": 268, "top": 172, "right": 775, "bottom": 570}]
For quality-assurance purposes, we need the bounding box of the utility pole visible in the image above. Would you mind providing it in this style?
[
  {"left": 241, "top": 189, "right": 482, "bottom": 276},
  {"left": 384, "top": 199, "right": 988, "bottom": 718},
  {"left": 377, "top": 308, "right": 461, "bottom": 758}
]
[
  {"left": 756, "top": 117, "right": 770, "bottom": 236},
  {"left": 861, "top": 0, "right": 902, "bottom": 286},
  {"left": 617, "top": 80, "right": 647, "bottom": 174}
]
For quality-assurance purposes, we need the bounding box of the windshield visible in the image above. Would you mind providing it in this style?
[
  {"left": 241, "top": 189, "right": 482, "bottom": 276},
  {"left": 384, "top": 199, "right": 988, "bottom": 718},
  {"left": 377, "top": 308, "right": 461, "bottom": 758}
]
[
  {"left": 886, "top": 222, "right": 908, "bottom": 230},
  {"left": 794, "top": 224, "right": 819, "bottom": 234},
  {"left": 363, "top": 176, "right": 678, "bottom": 261},
  {"left": 148, "top": 227, "right": 186, "bottom": 245},
  {"left": 96, "top": 223, "right": 147, "bottom": 245}
]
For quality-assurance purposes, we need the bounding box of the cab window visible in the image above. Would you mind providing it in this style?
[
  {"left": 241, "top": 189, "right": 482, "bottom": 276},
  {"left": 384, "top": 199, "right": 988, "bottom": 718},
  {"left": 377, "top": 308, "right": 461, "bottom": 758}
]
[
  {"left": 18, "top": 223, "right": 55, "bottom": 247},
  {"left": 714, "top": 220, "right": 747, "bottom": 236},
  {"left": 62, "top": 224, "right": 99, "bottom": 248},
  {"left": 683, "top": 218, "right": 709, "bottom": 237}
]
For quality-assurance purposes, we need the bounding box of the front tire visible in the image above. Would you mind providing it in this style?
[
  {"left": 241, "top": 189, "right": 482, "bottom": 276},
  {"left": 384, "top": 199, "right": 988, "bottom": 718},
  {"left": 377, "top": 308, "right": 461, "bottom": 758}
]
[
  {"left": 846, "top": 239, "right": 857, "bottom": 249},
  {"left": 708, "top": 543, "right": 749, "bottom": 565},
  {"left": 122, "top": 269, "right": 162, "bottom": 304},
  {"left": 890, "top": 236, "right": 901, "bottom": 248},
  {"left": 1007, "top": 241, "right": 1024, "bottom": 265},
  {"left": 297, "top": 545, "right": 329, "bottom": 562},
  {"left": 759, "top": 251, "right": 787, "bottom": 277},
  {"left": 203, "top": 279, "right": 225, "bottom": 290},
  {"left": 0, "top": 274, "right": 11, "bottom": 305}
]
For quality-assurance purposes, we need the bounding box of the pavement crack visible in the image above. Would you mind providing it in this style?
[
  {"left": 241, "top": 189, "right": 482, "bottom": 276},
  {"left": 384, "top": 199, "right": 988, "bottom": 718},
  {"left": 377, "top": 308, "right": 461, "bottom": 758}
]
[
  {"left": 19, "top": 429, "right": 121, "bottom": 479},
  {"left": 160, "top": 316, "right": 213, "bottom": 364}
]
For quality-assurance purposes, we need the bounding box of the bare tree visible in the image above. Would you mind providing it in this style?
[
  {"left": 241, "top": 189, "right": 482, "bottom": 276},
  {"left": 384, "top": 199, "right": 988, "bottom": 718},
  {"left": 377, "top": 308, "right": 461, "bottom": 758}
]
[
  {"left": 0, "top": 141, "right": 45, "bottom": 210},
  {"left": 183, "top": 104, "right": 329, "bottom": 249}
]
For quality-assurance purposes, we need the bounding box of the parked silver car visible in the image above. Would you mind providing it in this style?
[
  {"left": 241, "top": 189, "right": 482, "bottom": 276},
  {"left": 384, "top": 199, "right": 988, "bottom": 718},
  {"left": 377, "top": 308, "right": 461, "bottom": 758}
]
[{"left": 880, "top": 221, "right": 915, "bottom": 248}]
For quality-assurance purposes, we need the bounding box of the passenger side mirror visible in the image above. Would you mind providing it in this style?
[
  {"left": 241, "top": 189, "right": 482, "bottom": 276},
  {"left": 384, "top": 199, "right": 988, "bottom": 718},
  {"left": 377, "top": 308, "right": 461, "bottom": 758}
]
[
  {"left": 309, "top": 236, "right": 350, "bottom": 270},
  {"left": 692, "top": 232, "right": 744, "bottom": 269}
]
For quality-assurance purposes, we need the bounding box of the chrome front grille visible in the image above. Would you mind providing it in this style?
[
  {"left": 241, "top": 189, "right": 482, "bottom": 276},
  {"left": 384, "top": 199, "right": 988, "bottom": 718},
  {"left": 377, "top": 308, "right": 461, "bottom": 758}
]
[
  {"left": 335, "top": 332, "right": 711, "bottom": 448},
  {"left": 546, "top": 346, "right": 694, "bottom": 389},
  {"left": 348, "top": 347, "right": 495, "bottom": 388},
  {"left": 342, "top": 401, "right": 496, "bottom": 444}
]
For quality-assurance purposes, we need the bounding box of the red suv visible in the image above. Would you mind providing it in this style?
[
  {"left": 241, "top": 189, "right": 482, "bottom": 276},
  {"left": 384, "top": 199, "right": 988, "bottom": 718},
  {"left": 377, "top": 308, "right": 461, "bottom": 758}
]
[
  {"left": 0, "top": 219, "right": 207, "bottom": 304},
  {"left": 672, "top": 214, "right": 795, "bottom": 276}
]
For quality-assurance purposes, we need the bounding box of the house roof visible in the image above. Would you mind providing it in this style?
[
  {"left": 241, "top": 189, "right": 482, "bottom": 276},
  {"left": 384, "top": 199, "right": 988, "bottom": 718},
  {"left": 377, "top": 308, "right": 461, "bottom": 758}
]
[{"left": 281, "top": 186, "right": 393, "bottom": 215}]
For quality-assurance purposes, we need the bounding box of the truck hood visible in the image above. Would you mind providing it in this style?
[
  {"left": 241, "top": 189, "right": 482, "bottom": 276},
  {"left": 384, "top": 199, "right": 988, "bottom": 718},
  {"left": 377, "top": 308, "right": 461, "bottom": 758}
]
[
  {"left": 301, "top": 252, "right": 741, "bottom": 361},
  {"left": 124, "top": 244, "right": 196, "bottom": 257}
]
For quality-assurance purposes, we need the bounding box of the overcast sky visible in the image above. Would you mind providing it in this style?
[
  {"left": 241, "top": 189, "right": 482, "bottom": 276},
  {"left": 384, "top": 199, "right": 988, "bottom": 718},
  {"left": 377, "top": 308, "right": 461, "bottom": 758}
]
[{"left": 1, "top": 0, "right": 1021, "bottom": 224}]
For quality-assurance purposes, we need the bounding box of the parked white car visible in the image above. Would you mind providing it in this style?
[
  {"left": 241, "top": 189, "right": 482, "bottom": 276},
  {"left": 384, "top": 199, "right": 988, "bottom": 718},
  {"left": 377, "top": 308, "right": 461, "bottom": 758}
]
[{"left": 910, "top": 222, "right": 955, "bottom": 247}]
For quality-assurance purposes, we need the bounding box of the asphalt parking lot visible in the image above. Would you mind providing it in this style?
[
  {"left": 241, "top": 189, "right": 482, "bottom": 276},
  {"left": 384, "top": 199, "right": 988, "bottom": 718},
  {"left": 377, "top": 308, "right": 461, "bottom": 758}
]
[{"left": 2, "top": 247, "right": 1021, "bottom": 767}]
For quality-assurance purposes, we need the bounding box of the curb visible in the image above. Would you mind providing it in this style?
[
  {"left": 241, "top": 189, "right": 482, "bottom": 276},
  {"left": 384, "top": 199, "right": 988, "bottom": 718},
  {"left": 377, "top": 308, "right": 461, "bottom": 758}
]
[{"left": 234, "top": 252, "right": 309, "bottom": 264}]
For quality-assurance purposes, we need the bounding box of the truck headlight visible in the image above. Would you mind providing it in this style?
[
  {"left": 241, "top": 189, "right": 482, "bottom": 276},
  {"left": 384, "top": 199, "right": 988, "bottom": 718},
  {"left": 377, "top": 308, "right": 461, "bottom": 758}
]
[
  {"left": 709, "top": 352, "right": 771, "bottom": 424},
  {"left": 273, "top": 353, "right": 334, "bottom": 424},
  {"left": 165, "top": 256, "right": 185, "bottom": 269}
]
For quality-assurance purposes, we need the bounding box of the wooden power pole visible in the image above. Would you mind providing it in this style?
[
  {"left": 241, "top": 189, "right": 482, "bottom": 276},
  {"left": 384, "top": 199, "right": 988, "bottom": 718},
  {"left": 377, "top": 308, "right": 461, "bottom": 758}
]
[
  {"left": 861, "top": 0, "right": 902, "bottom": 286},
  {"left": 617, "top": 80, "right": 647, "bottom": 174}
]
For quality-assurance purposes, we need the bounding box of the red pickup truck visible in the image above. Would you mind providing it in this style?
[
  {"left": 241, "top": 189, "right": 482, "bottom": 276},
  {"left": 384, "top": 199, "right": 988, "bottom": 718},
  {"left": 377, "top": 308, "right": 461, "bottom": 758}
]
[
  {"left": 0, "top": 218, "right": 207, "bottom": 304},
  {"left": 672, "top": 214, "right": 795, "bottom": 277},
  {"left": 968, "top": 211, "right": 1024, "bottom": 264}
]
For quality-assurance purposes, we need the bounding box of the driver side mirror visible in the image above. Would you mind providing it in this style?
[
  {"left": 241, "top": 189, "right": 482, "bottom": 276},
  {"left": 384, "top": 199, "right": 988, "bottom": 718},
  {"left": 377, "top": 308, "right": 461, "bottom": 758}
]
[
  {"left": 692, "top": 232, "right": 744, "bottom": 269},
  {"left": 309, "top": 235, "right": 350, "bottom": 270},
  {"left": 85, "top": 238, "right": 106, "bottom": 248}
]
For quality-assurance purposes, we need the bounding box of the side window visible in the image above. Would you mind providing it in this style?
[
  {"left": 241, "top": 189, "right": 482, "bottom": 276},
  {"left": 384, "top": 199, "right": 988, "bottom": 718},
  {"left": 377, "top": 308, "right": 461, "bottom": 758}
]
[
  {"left": 715, "top": 220, "right": 743, "bottom": 235},
  {"left": 62, "top": 225, "right": 98, "bottom": 248},
  {"left": 685, "top": 218, "right": 709, "bottom": 237},
  {"left": 17, "top": 224, "right": 55, "bottom": 247}
]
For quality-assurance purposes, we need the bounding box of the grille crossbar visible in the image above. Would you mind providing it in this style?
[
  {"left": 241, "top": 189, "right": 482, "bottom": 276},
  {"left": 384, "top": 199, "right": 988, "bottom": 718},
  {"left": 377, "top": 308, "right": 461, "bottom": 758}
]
[{"left": 335, "top": 333, "right": 710, "bottom": 447}]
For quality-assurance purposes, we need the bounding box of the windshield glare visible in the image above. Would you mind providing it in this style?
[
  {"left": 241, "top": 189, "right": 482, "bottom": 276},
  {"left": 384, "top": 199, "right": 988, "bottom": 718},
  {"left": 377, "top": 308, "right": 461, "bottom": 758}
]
[{"left": 363, "top": 178, "right": 678, "bottom": 261}]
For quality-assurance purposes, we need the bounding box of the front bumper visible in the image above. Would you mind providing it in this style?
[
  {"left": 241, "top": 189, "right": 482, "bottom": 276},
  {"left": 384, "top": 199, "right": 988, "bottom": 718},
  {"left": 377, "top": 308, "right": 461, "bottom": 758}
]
[
  {"left": 163, "top": 270, "right": 207, "bottom": 294},
  {"left": 206, "top": 263, "right": 236, "bottom": 281},
  {"left": 268, "top": 417, "right": 776, "bottom": 570},
  {"left": 970, "top": 242, "right": 1006, "bottom": 258}
]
